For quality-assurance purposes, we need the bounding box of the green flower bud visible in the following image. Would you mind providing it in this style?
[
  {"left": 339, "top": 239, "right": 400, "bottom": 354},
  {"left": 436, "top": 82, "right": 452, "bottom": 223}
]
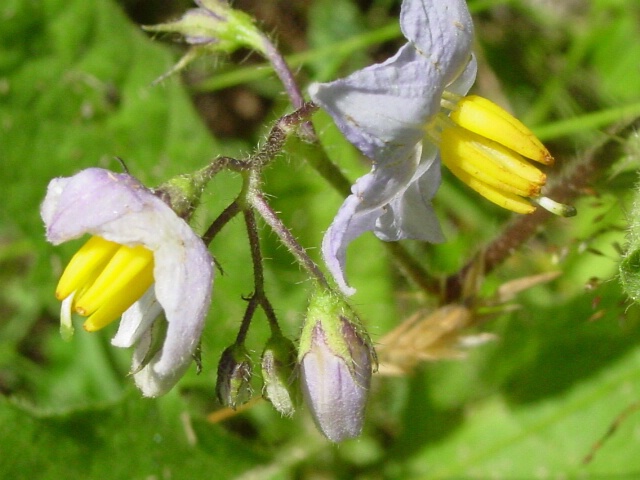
[
  {"left": 153, "top": 165, "right": 216, "bottom": 221},
  {"left": 298, "top": 289, "right": 376, "bottom": 442},
  {"left": 143, "top": 0, "right": 266, "bottom": 79},
  {"left": 215, "top": 344, "right": 252, "bottom": 408},
  {"left": 261, "top": 334, "right": 298, "bottom": 417}
]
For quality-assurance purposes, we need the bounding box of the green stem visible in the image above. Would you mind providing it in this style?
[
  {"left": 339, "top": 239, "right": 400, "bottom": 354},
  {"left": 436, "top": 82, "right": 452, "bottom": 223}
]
[
  {"left": 243, "top": 206, "right": 282, "bottom": 335},
  {"left": 202, "top": 200, "right": 242, "bottom": 247},
  {"left": 192, "top": 22, "right": 402, "bottom": 92},
  {"left": 250, "top": 190, "right": 331, "bottom": 290}
]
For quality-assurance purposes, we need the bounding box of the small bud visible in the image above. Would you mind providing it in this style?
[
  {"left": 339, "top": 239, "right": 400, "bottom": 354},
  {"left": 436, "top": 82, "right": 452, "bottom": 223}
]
[
  {"left": 299, "top": 289, "right": 375, "bottom": 442},
  {"left": 261, "top": 334, "right": 298, "bottom": 417},
  {"left": 153, "top": 165, "right": 216, "bottom": 221},
  {"left": 215, "top": 344, "right": 252, "bottom": 408},
  {"left": 143, "top": 0, "right": 266, "bottom": 80}
]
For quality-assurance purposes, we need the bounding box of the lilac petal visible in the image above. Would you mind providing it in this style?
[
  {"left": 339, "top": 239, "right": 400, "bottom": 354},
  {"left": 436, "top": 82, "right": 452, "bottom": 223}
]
[
  {"left": 321, "top": 142, "right": 444, "bottom": 293},
  {"left": 132, "top": 327, "right": 195, "bottom": 397},
  {"left": 375, "top": 153, "right": 444, "bottom": 242},
  {"left": 401, "top": 0, "right": 474, "bottom": 87},
  {"left": 141, "top": 216, "right": 213, "bottom": 396},
  {"left": 354, "top": 142, "right": 423, "bottom": 209},
  {"left": 112, "top": 288, "right": 161, "bottom": 348},
  {"left": 447, "top": 54, "right": 477, "bottom": 94},
  {"left": 322, "top": 192, "right": 383, "bottom": 296},
  {"left": 43, "top": 168, "right": 163, "bottom": 246},
  {"left": 321, "top": 143, "right": 420, "bottom": 295},
  {"left": 300, "top": 325, "right": 370, "bottom": 442},
  {"left": 42, "top": 168, "right": 213, "bottom": 397},
  {"left": 309, "top": 44, "right": 441, "bottom": 163}
]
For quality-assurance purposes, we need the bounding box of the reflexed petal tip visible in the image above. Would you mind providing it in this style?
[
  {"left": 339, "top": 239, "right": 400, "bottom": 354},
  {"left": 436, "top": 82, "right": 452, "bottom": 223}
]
[
  {"left": 320, "top": 146, "right": 444, "bottom": 295},
  {"left": 42, "top": 168, "right": 214, "bottom": 397},
  {"left": 321, "top": 192, "right": 382, "bottom": 296}
]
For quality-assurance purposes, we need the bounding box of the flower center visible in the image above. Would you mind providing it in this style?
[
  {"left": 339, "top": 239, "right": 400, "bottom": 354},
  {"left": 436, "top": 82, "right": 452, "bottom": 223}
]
[
  {"left": 426, "top": 92, "right": 575, "bottom": 216},
  {"left": 56, "top": 236, "right": 155, "bottom": 332}
]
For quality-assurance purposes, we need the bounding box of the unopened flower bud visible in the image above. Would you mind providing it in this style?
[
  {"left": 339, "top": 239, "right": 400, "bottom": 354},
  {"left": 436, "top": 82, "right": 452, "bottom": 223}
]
[
  {"left": 215, "top": 344, "right": 252, "bottom": 408},
  {"left": 299, "top": 290, "right": 375, "bottom": 442},
  {"left": 143, "top": 0, "right": 266, "bottom": 81},
  {"left": 261, "top": 334, "right": 298, "bottom": 417}
]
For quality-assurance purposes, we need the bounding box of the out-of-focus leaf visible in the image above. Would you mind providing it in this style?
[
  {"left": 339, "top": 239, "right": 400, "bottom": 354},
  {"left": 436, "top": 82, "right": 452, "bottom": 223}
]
[
  {"left": 306, "top": 0, "right": 369, "bottom": 81},
  {"left": 0, "top": 394, "right": 268, "bottom": 480}
]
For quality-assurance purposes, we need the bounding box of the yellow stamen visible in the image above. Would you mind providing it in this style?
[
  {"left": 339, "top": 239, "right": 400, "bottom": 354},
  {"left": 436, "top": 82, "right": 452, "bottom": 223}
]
[
  {"left": 82, "top": 263, "right": 155, "bottom": 332},
  {"left": 432, "top": 92, "right": 578, "bottom": 216},
  {"left": 440, "top": 125, "right": 544, "bottom": 197},
  {"left": 446, "top": 162, "right": 536, "bottom": 214},
  {"left": 449, "top": 95, "right": 554, "bottom": 165},
  {"left": 56, "top": 236, "right": 120, "bottom": 300},
  {"left": 74, "top": 244, "right": 154, "bottom": 318}
]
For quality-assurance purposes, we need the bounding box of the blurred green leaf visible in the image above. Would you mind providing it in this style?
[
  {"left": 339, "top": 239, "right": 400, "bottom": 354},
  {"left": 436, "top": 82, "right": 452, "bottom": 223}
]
[{"left": 0, "top": 394, "right": 268, "bottom": 479}]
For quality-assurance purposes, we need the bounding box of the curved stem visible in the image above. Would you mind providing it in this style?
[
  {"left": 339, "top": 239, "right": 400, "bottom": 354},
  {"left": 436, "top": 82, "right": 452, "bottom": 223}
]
[
  {"left": 202, "top": 200, "right": 242, "bottom": 247},
  {"left": 259, "top": 32, "right": 305, "bottom": 110},
  {"left": 250, "top": 190, "right": 331, "bottom": 290},
  {"left": 236, "top": 295, "right": 259, "bottom": 345},
  {"left": 243, "top": 207, "right": 282, "bottom": 335}
]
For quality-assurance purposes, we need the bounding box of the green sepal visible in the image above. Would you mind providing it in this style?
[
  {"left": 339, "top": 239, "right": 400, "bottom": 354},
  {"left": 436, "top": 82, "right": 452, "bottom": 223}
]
[
  {"left": 298, "top": 288, "right": 376, "bottom": 374},
  {"left": 261, "top": 334, "right": 298, "bottom": 417}
]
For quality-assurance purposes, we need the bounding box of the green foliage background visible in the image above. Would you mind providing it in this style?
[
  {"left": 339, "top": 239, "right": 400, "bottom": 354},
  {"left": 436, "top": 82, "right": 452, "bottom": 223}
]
[{"left": 2, "top": 0, "right": 640, "bottom": 478}]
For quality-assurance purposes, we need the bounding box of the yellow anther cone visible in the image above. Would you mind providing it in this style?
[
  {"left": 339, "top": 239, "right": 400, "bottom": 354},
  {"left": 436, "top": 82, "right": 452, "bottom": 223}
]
[
  {"left": 74, "top": 244, "right": 154, "bottom": 318},
  {"left": 82, "top": 263, "right": 155, "bottom": 332},
  {"left": 450, "top": 95, "right": 554, "bottom": 165},
  {"left": 56, "top": 236, "right": 120, "bottom": 300},
  {"left": 446, "top": 162, "right": 536, "bottom": 214},
  {"left": 440, "top": 125, "right": 544, "bottom": 198}
]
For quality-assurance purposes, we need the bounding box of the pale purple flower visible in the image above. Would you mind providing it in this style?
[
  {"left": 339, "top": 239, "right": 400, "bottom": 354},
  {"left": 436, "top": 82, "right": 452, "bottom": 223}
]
[
  {"left": 41, "top": 168, "right": 213, "bottom": 397},
  {"left": 309, "top": 0, "right": 477, "bottom": 294}
]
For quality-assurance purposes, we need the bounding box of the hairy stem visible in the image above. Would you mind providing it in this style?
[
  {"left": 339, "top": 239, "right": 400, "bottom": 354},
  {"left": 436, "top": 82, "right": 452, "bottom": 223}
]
[
  {"left": 251, "top": 190, "right": 331, "bottom": 290},
  {"left": 259, "top": 32, "right": 305, "bottom": 110},
  {"left": 244, "top": 207, "right": 282, "bottom": 334},
  {"left": 251, "top": 102, "right": 319, "bottom": 171},
  {"left": 202, "top": 200, "right": 242, "bottom": 247}
]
